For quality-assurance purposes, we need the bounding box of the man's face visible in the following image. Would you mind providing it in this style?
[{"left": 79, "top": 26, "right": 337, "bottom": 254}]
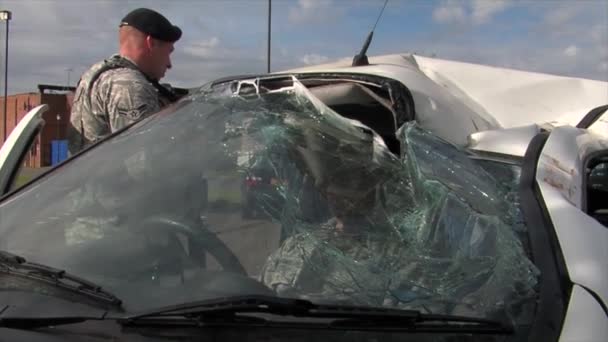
[{"left": 148, "top": 39, "right": 174, "bottom": 80}]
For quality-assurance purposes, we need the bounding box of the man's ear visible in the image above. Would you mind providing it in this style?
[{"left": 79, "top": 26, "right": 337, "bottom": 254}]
[{"left": 144, "top": 35, "right": 155, "bottom": 51}]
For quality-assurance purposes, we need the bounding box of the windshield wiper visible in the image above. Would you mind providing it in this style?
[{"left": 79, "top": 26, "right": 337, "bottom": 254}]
[
  {"left": 120, "top": 295, "right": 513, "bottom": 334},
  {"left": 0, "top": 250, "right": 122, "bottom": 307},
  {"left": 0, "top": 295, "right": 513, "bottom": 333}
]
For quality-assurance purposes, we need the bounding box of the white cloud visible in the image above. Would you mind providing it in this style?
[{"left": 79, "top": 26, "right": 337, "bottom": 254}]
[
  {"left": 183, "top": 37, "right": 221, "bottom": 58},
  {"left": 300, "top": 0, "right": 327, "bottom": 10},
  {"left": 600, "top": 45, "right": 608, "bottom": 60},
  {"left": 538, "top": 3, "right": 602, "bottom": 41},
  {"left": 471, "top": 0, "right": 510, "bottom": 24},
  {"left": 544, "top": 4, "right": 581, "bottom": 27},
  {"left": 590, "top": 24, "right": 607, "bottom": 44},
  {"left": 300, "top": 53, "right": 329, "bottom": 65},
  {"left": 564, "top": 45, "right": 579, "bottom": 57},
  {"left": 433, "top": 0, "right": 510, "bottom": 25},
  {"left": 202, "top": 37, "right": 220, "bottom": 48},
  {"left": 432, "top": 0, "right": 466, "bottom": 24},
  {"left": 288, "top": 0, "right": 334, "bottom": 24}
]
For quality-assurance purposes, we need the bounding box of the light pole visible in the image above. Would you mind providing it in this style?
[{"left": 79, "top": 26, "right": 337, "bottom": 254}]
[
  {"left": 66, "top": 68, "right": 73, "bottom": 88},
  {"left": 267, "top": 0, "right": 271, "bottom": 73},
  {"left": 0, "top": 10, "right": 11, "bottom": 143}
]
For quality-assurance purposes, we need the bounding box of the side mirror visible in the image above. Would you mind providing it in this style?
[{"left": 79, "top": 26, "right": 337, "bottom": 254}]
[{"left": 586, "top": 158, "right": 608, "bottom": 227}]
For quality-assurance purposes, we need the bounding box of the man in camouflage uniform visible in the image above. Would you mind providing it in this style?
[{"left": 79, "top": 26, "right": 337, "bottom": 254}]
[
  {"left": 260, "top": 172, "right": 538, "bottom": 317},
  {"left": 260, "top": 170, "right": 412, "bottom": 307},
  {"left": 68, "top": 8, "right": 183, "bottom": 155}
]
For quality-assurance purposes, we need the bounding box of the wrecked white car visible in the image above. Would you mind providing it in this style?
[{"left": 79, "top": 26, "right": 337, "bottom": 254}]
[{"left": 0, "top": 53, "right": 606, "bottom": 341}]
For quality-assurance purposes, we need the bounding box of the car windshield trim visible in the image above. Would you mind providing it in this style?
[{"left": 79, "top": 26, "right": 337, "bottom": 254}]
[{"left": 518, "top": 131, "right": 569, "bottom": 341}]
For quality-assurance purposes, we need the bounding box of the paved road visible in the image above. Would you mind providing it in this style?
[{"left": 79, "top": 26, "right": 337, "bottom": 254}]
[
  {"left": 13, "top": 167, "right": 51, "bottom": 189},
  {"left": 204, "top": 210, "right": 281, "bottom": 278},
  {"left": 199, "top": 173, "right": 283, "bottom": 277}
]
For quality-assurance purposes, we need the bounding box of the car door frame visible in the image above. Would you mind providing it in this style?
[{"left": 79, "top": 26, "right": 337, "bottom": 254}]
[{"left": 0, "top": 104, "right": 48, "bottom": 197}]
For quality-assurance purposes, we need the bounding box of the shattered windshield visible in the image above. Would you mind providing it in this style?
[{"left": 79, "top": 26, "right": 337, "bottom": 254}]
[{"left": 0, "top": 78, "right": 538, "bottom": 329}]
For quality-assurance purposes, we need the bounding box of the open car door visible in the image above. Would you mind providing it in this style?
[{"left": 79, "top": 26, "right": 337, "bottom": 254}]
[{"left": 0, "top": 104, "right": 47, "bottom": 197}]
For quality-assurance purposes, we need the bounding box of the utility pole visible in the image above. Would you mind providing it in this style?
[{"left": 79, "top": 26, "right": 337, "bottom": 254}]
[
  {"left": 0, "top": 10, "right": 11, "bottom": 144},
  {"left": 267, "top": 0, "right": 271, "bottom": 73},
  {"left": 66, "top": 68, "right": 73, "bottom": 88}
]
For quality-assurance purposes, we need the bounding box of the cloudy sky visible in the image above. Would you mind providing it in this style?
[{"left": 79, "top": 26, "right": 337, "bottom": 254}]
[{"left": 0, "top": 0, "right": 606, "bottom": 94}]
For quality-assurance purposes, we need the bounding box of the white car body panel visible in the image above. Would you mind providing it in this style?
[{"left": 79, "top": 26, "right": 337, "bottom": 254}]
[
  {"left": 468, "top": 124, "right": 541, "bottom": 157},
  {"left": 537, "top": 126, "right": 608, "bottom": 310},
  {"left": 412, "top": 56, "right": 608, "bottom": 130},
  {"left": 559, "top": 285, "right": 608, "bottom": 342}
]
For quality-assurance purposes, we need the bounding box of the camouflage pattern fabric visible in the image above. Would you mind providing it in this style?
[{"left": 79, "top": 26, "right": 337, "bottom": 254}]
[
  {"left": 68, "top": 54, "right": 161, "bottom": 155},
  {"left": 260, "top": 217, "right": 413, "bottom": 307},
  {"left": 260, "top": 213, "right": 536, "bottom": 317}
]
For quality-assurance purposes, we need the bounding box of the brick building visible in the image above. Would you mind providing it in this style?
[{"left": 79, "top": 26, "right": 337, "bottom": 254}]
[{"left": 0, "top": 85, "right": 75, "bottom": 168}]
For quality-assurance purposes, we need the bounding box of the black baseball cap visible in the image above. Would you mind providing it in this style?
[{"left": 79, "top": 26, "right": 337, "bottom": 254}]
[{"left": 120, "top": 8, "right": 182, "bottom": 42}]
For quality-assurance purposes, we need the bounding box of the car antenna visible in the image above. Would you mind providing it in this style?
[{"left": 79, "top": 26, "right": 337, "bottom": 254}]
[{"left": 352, "top": 0, "right": 389, "bottom": 67}]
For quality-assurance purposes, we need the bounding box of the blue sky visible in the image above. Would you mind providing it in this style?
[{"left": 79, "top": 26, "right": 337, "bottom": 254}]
[{"left": 0, "top": 0, "right": 606, "bottom": 94}]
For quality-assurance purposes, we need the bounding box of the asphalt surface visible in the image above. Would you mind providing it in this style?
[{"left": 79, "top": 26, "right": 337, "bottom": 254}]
[{"left": 203, "top": 211, "right": 281, "bottom": 277}]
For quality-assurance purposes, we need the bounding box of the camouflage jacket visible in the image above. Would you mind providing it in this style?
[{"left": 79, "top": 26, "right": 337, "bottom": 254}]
[
  {"left": 260, "top": 217, "right": 413, "bottom": 307},
  {"left": 260, "top": 213, "right": 539, "bottom": 317},
  {"left": 67, "top": 55, "right": 165, "bottom": 155}
]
